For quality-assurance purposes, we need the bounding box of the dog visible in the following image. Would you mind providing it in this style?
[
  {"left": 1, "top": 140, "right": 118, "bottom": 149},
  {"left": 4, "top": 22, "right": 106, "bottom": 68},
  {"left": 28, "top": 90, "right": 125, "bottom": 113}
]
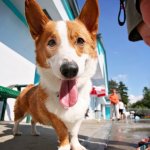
[
  {"left": 123, "top": 111, "right": 130, "bottom": 120},
  {"left": 123, "top": 110, "right": 136, "bottom": 121},
  {"left": 13, "top": 0, "right": 99, "bottom": 150}
]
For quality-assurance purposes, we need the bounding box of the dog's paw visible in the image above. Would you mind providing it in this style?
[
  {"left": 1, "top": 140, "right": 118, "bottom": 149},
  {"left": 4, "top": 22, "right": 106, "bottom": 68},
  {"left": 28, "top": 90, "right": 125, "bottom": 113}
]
[
  {"left": 58, "top": 144, "right": 70, "bottom": 150},
  {"left": 71, "top": 144, "right": 87, "bottom": 150},
  {"left": 13, "top": 131, "right": 22, "bottom": 136},
  {"left": 31, "top": 131, "right": 40, "bottom": 136}
]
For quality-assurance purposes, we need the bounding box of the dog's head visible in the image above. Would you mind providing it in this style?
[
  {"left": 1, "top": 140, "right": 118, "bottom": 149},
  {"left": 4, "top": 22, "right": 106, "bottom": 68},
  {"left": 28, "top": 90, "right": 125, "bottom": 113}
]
[{"left": 25, "top": 0, "right": 99, "bottom": 108}]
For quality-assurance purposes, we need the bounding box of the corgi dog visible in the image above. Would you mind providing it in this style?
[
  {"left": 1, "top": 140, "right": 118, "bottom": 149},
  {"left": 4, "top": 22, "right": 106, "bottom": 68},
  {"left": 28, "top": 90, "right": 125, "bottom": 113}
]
[{"left": 13, "top": 0, "right": 99, "bottom": 150}]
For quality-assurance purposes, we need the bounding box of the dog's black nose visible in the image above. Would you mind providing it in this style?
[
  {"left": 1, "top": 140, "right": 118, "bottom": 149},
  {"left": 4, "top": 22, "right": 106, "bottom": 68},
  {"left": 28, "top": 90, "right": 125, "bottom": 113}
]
[{"left": 60, "top": 61, "right": 78, "bottom": 78}]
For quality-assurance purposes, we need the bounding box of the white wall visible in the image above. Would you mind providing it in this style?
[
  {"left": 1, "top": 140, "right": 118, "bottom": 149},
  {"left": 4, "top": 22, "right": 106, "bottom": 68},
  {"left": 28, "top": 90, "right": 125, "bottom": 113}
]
[
  {"left": 0, "top": 42, "right": 35, "bottom": 121},
  {"left": 0, "top": 42, "right": 35, "bottom": 86}
]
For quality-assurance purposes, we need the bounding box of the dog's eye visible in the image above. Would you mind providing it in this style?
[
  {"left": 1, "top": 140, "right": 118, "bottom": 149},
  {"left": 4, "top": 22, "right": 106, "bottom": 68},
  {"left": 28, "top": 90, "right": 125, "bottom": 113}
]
[
  {"left": 76, "top": 37, "right": 85, "bottom": 46},
  {"left": 48, "top": 39, "right": 56, "bottom": 47}
]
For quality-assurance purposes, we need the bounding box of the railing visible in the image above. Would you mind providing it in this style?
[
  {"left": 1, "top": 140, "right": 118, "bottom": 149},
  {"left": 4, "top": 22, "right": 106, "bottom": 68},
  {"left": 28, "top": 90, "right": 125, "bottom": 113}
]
[{"left": 0, "top": 84, "right": 27, "bottom": 121}]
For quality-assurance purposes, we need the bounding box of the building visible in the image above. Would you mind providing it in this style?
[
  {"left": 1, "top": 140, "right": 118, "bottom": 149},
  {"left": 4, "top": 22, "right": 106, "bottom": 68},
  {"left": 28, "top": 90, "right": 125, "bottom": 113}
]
[{"left": 0, "top": 0, "right": 110, "bottom": 121}]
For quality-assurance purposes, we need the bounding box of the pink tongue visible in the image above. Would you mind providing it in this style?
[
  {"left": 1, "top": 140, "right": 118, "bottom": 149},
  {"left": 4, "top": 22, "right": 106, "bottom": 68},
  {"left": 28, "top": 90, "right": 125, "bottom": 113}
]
[{"left": 59, "top": 80, "right": 78, "bottom": 109}]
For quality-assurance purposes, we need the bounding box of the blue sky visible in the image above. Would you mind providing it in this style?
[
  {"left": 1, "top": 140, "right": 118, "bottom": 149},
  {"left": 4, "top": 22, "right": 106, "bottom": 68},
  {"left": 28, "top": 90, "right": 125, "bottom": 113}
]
[{"left": 78, "top": 0, "right": 150, "bottom": 100}]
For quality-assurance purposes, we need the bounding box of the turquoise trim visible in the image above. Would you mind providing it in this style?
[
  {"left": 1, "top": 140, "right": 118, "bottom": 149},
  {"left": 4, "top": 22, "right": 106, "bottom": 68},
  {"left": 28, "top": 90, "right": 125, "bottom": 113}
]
[
  {"left": 97, "top": 41, "right": 103, "bottom": 54},
  {"left": 61, "top": 0, "right": 75, "bottom": 20},
  {"left": 97, "top": 37, "right": 109, "bottom": 95},
  {"left": 34, "top": 69, "right": 40, "bottom": 84},
  {"left": 97, "top": 41, "right": 101, "bottom": 55},
  {"left": 105, "top": 105, "right": 111, "bottom": 120},
  {"left": 103, "top": 44, "right": 109, "bottom": 94},
  {"left": 2, "top": 0, "right": 28, "bottom": 27},
  {"left": 102, "top": 44, "right": 109, "bottom": 94}
]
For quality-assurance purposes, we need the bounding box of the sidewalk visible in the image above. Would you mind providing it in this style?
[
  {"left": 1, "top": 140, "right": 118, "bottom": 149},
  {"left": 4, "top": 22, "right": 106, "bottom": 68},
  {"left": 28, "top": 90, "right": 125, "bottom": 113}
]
[
  {"left": 0, "top": 119, "right": 111, "bottom": 150},
  {"left": 80, "top": 120, "right": 112, "bottom": 149},
  {"left": 106, "top": 119, "right": 150, "bottom": 150},
  {"left": 0, "top": 119, "right": 150, "bottom": 150}
]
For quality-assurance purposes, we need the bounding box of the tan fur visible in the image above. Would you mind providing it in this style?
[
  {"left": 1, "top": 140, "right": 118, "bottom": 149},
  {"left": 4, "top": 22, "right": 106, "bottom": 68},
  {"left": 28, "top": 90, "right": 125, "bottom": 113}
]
[
  {"left": 78, "top": 0, "right": 99, "bottom": 37},
  {"left": 25, "top": 0, "right": 49, "bottom": 39},
  {"left": 67, "top": 20, "right": 97, "bottom": 58},
  {"left": 14, "top": 84, "right": 69, "bottom": 147},
  {"left": 35, "top": 21, "right": 61, "bottom": 68}
]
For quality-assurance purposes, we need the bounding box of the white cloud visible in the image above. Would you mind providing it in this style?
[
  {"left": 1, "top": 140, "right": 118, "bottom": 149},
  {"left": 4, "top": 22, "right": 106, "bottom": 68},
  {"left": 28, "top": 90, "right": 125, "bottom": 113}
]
[
  {"left": 112, "top": 74, "right": 127, "bottom": 82},
  {"left": 129, "top": 95, "right": 143, "bottom": 104}
]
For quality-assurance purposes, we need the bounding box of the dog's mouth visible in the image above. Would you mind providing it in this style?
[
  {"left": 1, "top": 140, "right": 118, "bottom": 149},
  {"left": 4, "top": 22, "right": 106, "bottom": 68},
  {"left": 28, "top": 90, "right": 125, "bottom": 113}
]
[{"left": 59, "top": 79, "right": 78, "bottom": 109}]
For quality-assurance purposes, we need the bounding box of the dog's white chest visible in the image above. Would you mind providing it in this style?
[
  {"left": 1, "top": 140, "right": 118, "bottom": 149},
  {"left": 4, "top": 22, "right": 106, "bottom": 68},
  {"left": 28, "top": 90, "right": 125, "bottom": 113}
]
[
  {"left": 44, "top": 81, "right": 91, "bottom": 124},
  {"left": 45, "top": 94, "right": 89, "bottom": 123}
]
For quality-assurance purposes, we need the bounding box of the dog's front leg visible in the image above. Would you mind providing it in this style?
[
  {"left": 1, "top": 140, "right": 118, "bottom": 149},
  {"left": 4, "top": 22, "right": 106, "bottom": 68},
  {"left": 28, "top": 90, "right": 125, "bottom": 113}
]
[
  {"left": 70, "top": 119, "right": 87, "bottom": 150},
  {"left": 48, "top": 114, "right": 70, "bottom": 150}
]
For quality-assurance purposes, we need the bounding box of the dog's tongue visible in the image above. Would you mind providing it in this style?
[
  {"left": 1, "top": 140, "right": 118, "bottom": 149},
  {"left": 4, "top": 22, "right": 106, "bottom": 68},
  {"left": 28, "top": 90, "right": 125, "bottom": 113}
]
[{"left": 59, "top": 80, "right": 78, "bottom": 109}]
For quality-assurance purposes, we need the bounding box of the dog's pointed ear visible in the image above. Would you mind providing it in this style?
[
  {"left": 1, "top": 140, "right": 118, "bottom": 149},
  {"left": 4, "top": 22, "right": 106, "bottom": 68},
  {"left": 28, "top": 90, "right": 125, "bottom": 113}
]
[
  {"left": 78, "top": 0, "right": 99, "bottom": 37},
  {"left": 25, "top": 0, "right": 49, "bottom": 39}
]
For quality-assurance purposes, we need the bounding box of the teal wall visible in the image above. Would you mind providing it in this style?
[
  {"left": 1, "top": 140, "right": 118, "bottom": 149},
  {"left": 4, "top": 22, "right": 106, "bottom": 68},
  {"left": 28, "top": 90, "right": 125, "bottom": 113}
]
[
  {"left": 105, "top": 105, "right": 111, "bottom": 120},
  {"left": 61, "top": 0, "right": 75, "bottom": 20}
]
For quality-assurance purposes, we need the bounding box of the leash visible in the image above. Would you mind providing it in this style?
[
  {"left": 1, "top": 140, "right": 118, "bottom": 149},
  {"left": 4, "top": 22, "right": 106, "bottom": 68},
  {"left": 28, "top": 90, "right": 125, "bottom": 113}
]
[{"left": 118, "top": 0, "right": 126, "bottom": 26}]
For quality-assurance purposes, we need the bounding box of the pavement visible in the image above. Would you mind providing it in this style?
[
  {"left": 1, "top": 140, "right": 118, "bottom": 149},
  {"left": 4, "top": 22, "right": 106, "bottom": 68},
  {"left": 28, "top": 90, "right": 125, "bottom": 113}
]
[
  {"left": 0, "top": 119, "right": 150, "bottom": 150},
  {"left": 106, "top": 119, "right": 150, "bottom": 150}
]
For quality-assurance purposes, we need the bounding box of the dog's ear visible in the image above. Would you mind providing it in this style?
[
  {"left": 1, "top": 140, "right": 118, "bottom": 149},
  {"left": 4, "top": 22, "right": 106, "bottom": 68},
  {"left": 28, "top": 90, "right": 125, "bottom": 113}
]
[
  {"left": 25, "top": 0, "right": 49, "bottom": 39},
  {"left": 78, "top": 0, "right": 99, "bottom": 37}
]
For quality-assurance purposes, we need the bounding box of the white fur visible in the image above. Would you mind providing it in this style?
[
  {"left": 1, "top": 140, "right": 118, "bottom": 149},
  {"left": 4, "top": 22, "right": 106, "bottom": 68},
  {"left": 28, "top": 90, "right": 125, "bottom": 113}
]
[
  {"left": 58, "top": 144, "right": 70, "bottom": 150},
  {"left": 38, "top": 58, "right": 96, "bottom": 125},
  {"left": 37, "top": 20, "right": 97, "bottom": 150},
  {"left": 42, "top": 73, "right": 91, "bottom": 122},
  {"left": 123, "top": 111, "right": 130, "bottom": 120},
  {"left": 13, "top": 120, "right": 22, "bottom": 136},
  {"left": 31, "top": 122, "right": 40, "bottom": 136},
  {"left": 70, "top": 120, "right": 87, "bottom": 150},
  {"left": 13, "top": 115, "right": 26, "bottom": 136},
  {"left": 47, "top": 21, "right": 88, "bottom": 80}
]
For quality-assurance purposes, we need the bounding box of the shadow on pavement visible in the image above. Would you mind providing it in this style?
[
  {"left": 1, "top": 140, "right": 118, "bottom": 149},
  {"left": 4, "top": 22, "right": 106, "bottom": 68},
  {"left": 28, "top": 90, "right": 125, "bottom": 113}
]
[
  {"left": 105, "top": 140, "right": 137, "bottom": 149},
  {"left": 0, "top": 122, "right": 107, "bottom": 150},
  {"left": 106, "top": 145, "right": 126, "bottom": 150},
  {"left": 0, "top": 123, "right": 58, "bottom": 150},
  {"left": 79, "top": 135, "right": 107, "bottom": 149}
]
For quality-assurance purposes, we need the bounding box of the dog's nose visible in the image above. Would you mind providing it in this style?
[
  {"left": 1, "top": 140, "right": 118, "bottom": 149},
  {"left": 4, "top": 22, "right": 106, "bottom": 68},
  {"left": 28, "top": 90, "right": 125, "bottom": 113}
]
[{"left": 60, "top": 61, "right": 78, "bottom": 78}]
